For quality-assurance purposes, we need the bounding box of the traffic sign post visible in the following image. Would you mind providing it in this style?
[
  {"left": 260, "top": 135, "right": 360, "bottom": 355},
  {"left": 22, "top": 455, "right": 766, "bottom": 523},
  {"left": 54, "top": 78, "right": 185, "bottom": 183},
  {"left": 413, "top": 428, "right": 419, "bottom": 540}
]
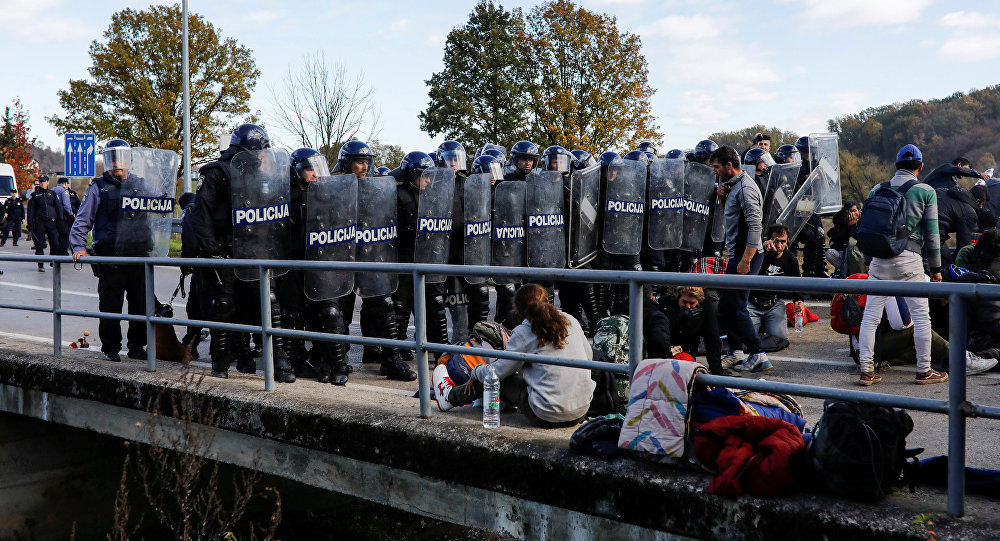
[{"left": 64, "top": 133, "right": 96, "bottom": 178}]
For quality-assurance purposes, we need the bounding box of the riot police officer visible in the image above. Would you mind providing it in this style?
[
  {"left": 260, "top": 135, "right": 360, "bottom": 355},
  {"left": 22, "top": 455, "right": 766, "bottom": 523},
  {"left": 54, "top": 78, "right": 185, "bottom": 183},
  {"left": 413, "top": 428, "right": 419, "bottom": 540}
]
[
  {"left": 336, "top": 142, "right": 416, "bottom": 382},
  {"left": 504, "top": 141, "right": 539, "bottom": 182},
  {"left": 190, "top": 124, "right": 296, "bottom": 382},
  {"left": 28, "top": 176, "right": 61, "bottom": 272}
]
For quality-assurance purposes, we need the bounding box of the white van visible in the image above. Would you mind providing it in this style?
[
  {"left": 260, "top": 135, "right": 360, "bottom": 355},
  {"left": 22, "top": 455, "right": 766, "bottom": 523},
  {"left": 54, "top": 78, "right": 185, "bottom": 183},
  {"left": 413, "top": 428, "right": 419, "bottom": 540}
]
[{"left": 0, "top": 163, "right": 16, "bottom": 204}]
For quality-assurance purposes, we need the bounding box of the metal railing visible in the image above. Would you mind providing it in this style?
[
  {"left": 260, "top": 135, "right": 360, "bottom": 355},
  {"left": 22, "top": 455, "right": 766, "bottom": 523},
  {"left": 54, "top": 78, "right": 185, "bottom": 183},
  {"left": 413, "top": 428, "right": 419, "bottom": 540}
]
[{"left": 1, "top": 252, "right": 999, "bottom": 518}]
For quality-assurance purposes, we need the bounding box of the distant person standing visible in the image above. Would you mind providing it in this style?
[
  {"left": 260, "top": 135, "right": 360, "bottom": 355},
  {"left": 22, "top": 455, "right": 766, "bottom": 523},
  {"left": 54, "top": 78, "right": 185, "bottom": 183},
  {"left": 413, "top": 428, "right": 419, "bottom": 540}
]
[
  {"left": 857, "top": 144, "right": 947, "bottom": 386},
  {"left": 50, "top": 177, "right": 75, "bottom": 255},
  {"left": 922, "top": 156, "right": 989, "bottom": 190},
  {"left": 1, "top": 190, "right": 23, "bottom": 246},
  {"left": 26, "top": 176, "right": 62, "bottom": 272}
]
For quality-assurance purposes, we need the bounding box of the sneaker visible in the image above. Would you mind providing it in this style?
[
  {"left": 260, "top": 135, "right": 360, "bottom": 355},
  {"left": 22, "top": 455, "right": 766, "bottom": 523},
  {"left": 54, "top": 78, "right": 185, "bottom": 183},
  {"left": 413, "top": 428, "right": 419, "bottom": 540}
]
[
  {"left": 102, "top": 352, "right": 121, "bottom": 362},
  {"left": 741, "top": 352, "right": 773, "bottom": 373},
  {"left": 859, "top": 371, "right": 882, "bottom": 386},
  {"left": 721, "top": 351, "right": 741, "bottom": 371},
  {"left": 966, "top": 351, "right": 998, "bottom": 375},
  {"left": 433, "top": 364, "right": 455, "bottom": 412},
  {"left": 915, "top": 370, "right": 949, "bottom": 385}
]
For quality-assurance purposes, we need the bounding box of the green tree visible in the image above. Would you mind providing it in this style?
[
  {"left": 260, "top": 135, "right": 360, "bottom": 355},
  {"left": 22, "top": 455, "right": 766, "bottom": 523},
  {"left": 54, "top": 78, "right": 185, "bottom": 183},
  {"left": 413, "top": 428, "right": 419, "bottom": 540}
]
[
  {"left": 419, "top": 0, "right": 534, "bottom": 151},
  {"left": 524, "top": 0, "right": 661, "bottom": 153},
  {"left": 48, "top": 5, "right": 259, "bottom": 163},
  {"left": 839, "top": 150, "right": 891, "bottom": 203},
  {"left": 708, "top": 125, "right": 799, "bottom": 155},
  {"left": 369, "top": 140, "right": 405, "bottom": 169}
]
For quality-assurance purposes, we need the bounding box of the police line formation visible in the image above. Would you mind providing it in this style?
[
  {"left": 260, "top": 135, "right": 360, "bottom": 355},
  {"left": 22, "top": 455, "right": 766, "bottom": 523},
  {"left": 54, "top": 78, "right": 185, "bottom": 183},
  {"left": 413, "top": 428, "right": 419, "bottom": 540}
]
[{"left": 65, "top": 124, "right": 844, "bottom": 386}]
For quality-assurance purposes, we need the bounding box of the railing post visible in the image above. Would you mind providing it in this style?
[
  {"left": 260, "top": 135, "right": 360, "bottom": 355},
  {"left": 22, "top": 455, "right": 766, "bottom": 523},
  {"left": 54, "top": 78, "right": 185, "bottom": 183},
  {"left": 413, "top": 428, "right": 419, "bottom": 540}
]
[
  {"left": 52, "top": 261, "right": 62, "bottom": 356},
  {"left": 144, "top": 262, "right": 156, "bottom": 371},
  {"left": 628, "top": 280, "right": 643, "bottom": 378},
  {"left": 259, "top": 266, "right": 275, "bottom": 391},
  {"left": 947, "top": 294, "right": 967, "bottom": 517},
  {"left": 413, "top": 271, "right": 431, "bottom": 418}
]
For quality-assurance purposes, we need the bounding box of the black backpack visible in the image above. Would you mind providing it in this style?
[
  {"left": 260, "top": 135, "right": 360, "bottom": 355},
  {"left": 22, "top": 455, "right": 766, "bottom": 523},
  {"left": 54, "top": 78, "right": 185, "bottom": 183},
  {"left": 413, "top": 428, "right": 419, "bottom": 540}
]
[
  {"left": 856, "top": 179, "right": 917, "bottom": 258},
  {"left": 808, "top": 400, "right": 921, "bottom": 501}
]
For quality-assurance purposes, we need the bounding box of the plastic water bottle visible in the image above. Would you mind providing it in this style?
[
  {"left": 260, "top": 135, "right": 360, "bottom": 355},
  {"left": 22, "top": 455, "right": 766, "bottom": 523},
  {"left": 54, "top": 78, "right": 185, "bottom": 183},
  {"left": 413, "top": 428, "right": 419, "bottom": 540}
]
[
  {"left": 794, "top": 314, "right": 804, "bottom": 333},
  {"left": 482, "top": 364, "right": 500, "bottom": 429}
]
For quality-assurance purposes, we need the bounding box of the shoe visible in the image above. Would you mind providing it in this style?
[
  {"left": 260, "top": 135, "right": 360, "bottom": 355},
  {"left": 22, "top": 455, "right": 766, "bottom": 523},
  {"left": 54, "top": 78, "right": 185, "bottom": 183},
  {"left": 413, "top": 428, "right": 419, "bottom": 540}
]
[
  {"left": 236, "top": 358, "right": 257, "bottom": 374},
  {"left": 433, "top": 364, "right": 455, "bottom": 411},
  {"left": 966, "top": 351, "right": 998, "bottom": 375},
  {"left": 859, "top": 371, "right": 882, "bottom": 386},
  {"left": 721, "top": 351, "right": 741, "bottom": 371},
  {"left": 275, "top": 356, "right": 296, "bottom": 383},
  {"left": 381, "top": 353, "right": 417, "bottom": 382},
  {"left": 741, "top": 353, "right": 773, "bottom": 373},
  {"left": 330, "top": 364, "right": 350, "bottom": 386},
  {"left": 210, "top": 370, "right": 229, "bottom": 379},
  {"left": 710, "top": 368, "right": 740, "bottom": 377},
  {"left": 126, "top": 349, "right": 146, "bottom": 360},
  {"left": 102, "top": 352, "right": 121, "bottom": 362},
  {"left": 37, "top": 266, "right": 44, "bottom": 272},
  {"left": 915, "top": 370, "right": 949, "bottom": 385}
]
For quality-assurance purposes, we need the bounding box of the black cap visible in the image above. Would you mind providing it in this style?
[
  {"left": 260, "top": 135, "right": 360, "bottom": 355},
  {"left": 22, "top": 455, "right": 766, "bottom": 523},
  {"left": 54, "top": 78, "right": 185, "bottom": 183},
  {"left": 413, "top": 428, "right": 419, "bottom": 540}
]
[{"left": 58, "top": 177, "right": 69, "bottom": 184}]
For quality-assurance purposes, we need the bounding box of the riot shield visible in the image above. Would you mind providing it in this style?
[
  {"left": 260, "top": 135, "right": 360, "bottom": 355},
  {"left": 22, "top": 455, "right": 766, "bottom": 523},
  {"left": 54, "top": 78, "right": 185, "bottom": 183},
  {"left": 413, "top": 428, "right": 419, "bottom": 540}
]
[
  {"left": 491, "top": 181, "right": 525, "bottom": 285},
  {"left": 115, "top": 147, "right": 179, "bottom": 257},
  {"left": 680, "top": 162, "right": 716, "bottom": 253},
  {"left": 762, "top": 162, "right": 801, "bottom": 230},
  {"left": 777, "top": 166, "right": 829, "bottom": 239},
  {"left": 304, "top": 174, "right": 357, "bottom": 301},
  {"left": 710, "top": 195, "right": 726, "bottom": 243},
  {"left": 414, "top": 167, "right": 455, "bottom": 283},
  {"left": 356, "top": 175, "right": 398, "bottom": 297},
  {"left": 809, "top": 133, "right": 842, "bottom": 215},
  {"left": 463, "top": 173, "right": 492, "bottom": 283},
  {"left": 567, "top": 164, "right": 600, "bottom": 267},
  {"left": 647, "top": 158, "right": 684, "bottom": 250},
  {"left": 602, "top": 160, "right": 646, "bottom": 255},
  {"left": 230, "top": 148, "right": 291, "bottom": 281},
  {"left": 526, "top": 170, "right": 566, "bottom": 268}
]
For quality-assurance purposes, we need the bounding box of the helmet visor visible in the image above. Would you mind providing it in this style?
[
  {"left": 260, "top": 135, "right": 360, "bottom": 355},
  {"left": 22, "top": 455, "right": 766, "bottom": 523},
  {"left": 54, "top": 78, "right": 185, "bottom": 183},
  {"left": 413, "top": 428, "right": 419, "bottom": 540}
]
[
  {"left": 759, "top": 152, "right": 776, "bottom": 167},
  {"left": 543, "top": 153, "right": 571, "bottom": 173},
  {"left": 299, "top": 155, "right": 331, "bottom": 178},
  {"left": 439, "top": 149, "right": 467, "bottom": 172},
  {"left": 483, "top": 161, "right": 504, "bottom": 181},
  {"left": 104, "top": 147, "right": 132, "bottom": 171}
]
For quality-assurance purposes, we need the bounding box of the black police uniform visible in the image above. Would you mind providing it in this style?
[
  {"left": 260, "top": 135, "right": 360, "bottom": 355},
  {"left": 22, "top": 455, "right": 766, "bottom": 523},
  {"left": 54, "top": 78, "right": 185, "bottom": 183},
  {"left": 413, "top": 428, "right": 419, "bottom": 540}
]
[
  {"left": 27, "top": 186, "right": 62, "bottom": 268},
  {"left": 1, "top": 197, "right": 23, "bottom": 246},
  {"left": 190, "top": 148, "right": 295, "bottom": 382}
]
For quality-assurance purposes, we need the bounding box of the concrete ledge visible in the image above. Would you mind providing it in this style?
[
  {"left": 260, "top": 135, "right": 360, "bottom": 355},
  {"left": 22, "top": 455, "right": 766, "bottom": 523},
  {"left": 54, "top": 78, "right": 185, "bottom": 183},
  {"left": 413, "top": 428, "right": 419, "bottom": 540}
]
[{"left": 0, "top": 348, "right": 997, "bottom": 540}]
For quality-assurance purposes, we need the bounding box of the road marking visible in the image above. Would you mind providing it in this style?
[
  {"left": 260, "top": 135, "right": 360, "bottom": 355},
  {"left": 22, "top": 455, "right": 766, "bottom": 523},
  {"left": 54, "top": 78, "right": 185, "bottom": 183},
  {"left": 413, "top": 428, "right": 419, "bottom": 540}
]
[{"left": 0, "top": 281, "right": 99, "bottom": 298}]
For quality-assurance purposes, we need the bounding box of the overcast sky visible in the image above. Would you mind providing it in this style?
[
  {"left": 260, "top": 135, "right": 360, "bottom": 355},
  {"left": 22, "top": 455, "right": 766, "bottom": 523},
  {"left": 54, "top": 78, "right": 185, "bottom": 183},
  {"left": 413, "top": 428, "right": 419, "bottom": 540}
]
[{"left": 3, "top": 0, "right": 999, "bottom": 157}]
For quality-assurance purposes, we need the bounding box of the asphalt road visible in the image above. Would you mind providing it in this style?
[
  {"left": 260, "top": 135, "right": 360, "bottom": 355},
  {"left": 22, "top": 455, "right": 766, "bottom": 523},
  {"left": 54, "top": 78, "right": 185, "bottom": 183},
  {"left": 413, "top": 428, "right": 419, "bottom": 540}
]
[{"left": 1, "top": 242, "right": 998, "bottom": 469}]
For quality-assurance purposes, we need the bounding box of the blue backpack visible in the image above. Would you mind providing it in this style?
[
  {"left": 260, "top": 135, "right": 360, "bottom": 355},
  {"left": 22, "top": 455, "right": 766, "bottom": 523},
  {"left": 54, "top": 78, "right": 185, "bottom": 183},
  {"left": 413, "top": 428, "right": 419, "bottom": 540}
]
[{"left": 856, "top": 179, "right": 918, "bottom": 258}]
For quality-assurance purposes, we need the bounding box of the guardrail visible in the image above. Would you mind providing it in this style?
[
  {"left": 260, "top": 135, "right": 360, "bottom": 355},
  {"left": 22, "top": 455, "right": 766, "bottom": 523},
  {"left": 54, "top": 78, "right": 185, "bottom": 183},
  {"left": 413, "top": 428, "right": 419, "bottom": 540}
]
[{"left": 0, "top": 252, "right": 998, "bottom": 518}]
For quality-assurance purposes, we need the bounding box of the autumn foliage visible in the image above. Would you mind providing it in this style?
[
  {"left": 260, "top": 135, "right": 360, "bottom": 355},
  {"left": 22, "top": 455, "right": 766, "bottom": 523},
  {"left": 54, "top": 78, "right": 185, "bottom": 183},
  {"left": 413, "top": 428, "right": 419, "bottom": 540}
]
[{"left": 0, "top": 98, "right": 40, "bottom": 190}]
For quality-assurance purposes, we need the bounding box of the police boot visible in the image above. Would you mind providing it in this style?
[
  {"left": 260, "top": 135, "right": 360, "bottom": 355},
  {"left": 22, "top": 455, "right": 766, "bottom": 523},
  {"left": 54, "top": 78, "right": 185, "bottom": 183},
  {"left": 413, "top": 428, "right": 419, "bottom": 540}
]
[
  {"left": 362, "top": 346, "right": 382, "bottom": 364},
  {"left": 270, "top": 309, "right": 296, "bottom": 384},
  {"left": 392, "top": 312, "right": 416, "bottom": 364},
  {"left": 380, "top": 350, "right": 416, "bottom": 381},
  {"left": 284, "top": 312, "right": 314, "bottom": 377},
  {"left": 209, "top": 330, "right": 232, "bottom": 378},
  {"left": 427, "top": 291, "right": 450, "bottom": 363},
  {"left": 581, "top": 284, "right": 601, "bottom": 336},
  {"left": 328, "top": 342, "right": 351, "bottom": 386},
  {"left": 233, "top": 332, "right": 257, "bottom": 374},
  {"left": 593, "top": 283, "right": 611, "bottom": 319}
]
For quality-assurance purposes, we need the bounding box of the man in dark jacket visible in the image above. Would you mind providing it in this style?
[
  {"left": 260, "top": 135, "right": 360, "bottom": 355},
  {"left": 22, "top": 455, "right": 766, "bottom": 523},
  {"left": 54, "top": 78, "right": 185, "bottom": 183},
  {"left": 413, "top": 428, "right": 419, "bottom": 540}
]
[
  {"left": 935, "top": 186, "right": 979, "bottom": 267},
  {"left": 27, "top": 176, "right": 62, "bottom": 271},
  {"left": 923, "top": 157, "right": 989, "bottom": 190},
  {"left": 658, "top": 286, "right": 729, "bottom": 375},
  {"left": 1, "top": 190, "right": 23, "bottom": 246}
]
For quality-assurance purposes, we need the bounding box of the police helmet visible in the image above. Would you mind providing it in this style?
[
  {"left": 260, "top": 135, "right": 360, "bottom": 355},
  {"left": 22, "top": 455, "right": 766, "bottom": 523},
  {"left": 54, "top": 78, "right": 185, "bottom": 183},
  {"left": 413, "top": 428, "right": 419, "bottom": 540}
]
[
  {"left": 685, "top": 151, "right": 696, "bottom": 162},
  {"left": 336, "top": 141, "right": 375, "bottom": 176},
  {"left": 103, "top": 138, "right": 132, "bottom": 172},
  {"left": 376, "top": 166, "right": 391, "bottom": 176},
  {"left": 623, "top": 149, "right": 651, "bottom": 167},
  {"left": 693, "top": 139, "right": 719, "bottom": 163},
  {"left": 542, "top": 145, "right": 573, "bottom": 174},
  {"left": 635, "top": 141, "right": 657, "bottom": 156},
  {"left": 471, "top": 154, "right": 504, "bottom": 182},
  {"left": 229, "top": 124, "right": 270, "bottom": 151},
  {"left": 570, "top": 149, "right": 597, "bottom": 170},
  {"left": 290, "top": 147, "right": 331, "bottom": 180},
  {"left": 775, "top": 144, "right": 801, "bottom": 164},
  {"left": 794, "top": 136, "right": 810, "bottom": 155},
  {"left": 509, "top": 141, "right": 540, "bottom": 173},
  {"left": 665, "top": 149, "right": 685, "bottom": 159},
  {"left": 743, "top": 147, "right": 775, "bottom": 169},
  {"left": 436, "top": 140, "right": 467, "bottom": 172},
  {"left": 400, "top": 151, "right": 434, "bottom": 186},
  {"left": 482, "top": 147, "right": 506, "bottom": 162},
  {"left": 597, "top": 151, "right": 622, "bottom": 167}
]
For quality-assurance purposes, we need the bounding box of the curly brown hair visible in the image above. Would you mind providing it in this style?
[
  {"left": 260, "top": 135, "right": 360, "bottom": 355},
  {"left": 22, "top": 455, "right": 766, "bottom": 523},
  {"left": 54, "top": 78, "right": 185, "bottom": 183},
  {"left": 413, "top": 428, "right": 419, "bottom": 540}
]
[{"left": 514, "top": 284, "right": 569, "bottom": 348}]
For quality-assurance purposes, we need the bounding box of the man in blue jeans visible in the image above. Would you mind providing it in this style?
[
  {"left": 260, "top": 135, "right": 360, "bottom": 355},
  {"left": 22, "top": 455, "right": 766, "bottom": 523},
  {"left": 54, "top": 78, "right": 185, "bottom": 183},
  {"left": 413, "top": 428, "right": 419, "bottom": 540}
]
[{"left": 709, "top": 146, "right": 771, "bottom": 372}]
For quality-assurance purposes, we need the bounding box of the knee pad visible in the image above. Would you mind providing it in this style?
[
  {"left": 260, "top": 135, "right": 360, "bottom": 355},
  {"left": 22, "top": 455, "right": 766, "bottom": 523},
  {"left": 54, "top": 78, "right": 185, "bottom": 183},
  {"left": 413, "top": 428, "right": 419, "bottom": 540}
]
[
  {"left": 212, "top": 295, "right": 235, "bottom": 321},
  {"left": 317, "top": 303, "right": 344, "bottom": 333}
]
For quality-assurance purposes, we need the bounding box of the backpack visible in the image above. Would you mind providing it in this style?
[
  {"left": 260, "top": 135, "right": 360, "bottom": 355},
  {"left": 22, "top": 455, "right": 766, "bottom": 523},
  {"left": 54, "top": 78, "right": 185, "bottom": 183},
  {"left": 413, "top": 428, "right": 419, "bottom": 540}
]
[
  {"left": 437, "top": 321, "right": 510, "bottom": 385},
  {"left": 856, "top": 179, "right": 918, "bottom": 258},
  {"left": 807, "top": 400, "right": 921, "bottom": 501},
  {"left": 591, "top": 315, "right": 630, "bottom": 412}
]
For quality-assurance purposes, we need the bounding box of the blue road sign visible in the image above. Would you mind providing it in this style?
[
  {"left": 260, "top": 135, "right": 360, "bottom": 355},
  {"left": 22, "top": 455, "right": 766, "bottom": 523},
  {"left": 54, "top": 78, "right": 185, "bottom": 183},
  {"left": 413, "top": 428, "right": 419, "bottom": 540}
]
[{"left": 64, "top": 133, "right": 96, "bottom": 177}]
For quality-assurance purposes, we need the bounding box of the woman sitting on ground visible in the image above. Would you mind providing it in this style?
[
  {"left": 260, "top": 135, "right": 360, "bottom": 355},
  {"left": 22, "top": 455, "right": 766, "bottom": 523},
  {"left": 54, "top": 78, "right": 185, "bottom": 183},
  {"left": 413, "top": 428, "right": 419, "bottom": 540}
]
[{"left": 444, "top": 283, "right": 596, "bottom": 428}]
